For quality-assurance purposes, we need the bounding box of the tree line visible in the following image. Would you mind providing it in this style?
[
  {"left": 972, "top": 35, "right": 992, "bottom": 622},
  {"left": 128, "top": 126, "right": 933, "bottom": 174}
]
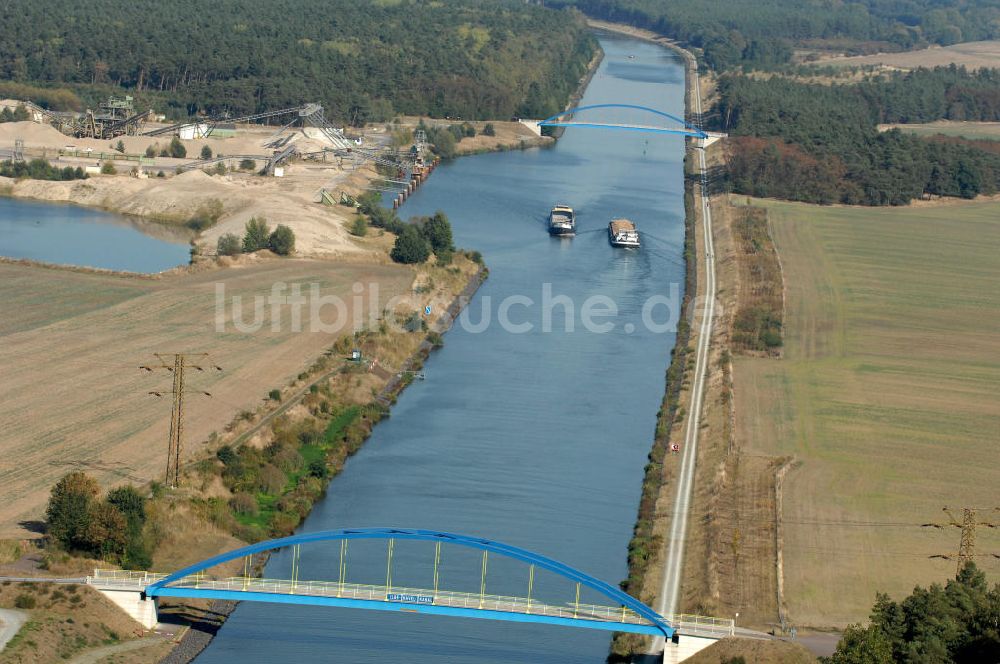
[
  {"left": 825, "top": 563, "right": 999, "bottom": 663},
  {"left": 0, "top": 0, "right": 596, "bottom": 124},
  {"left": 552, "top": 0, "right": 1000, "bottom": 70},
  {"left": 1, "top": 158, "right": 88, "bottom": 181},
  {"left": 713, "top": 69, "right": 1000, "bottom": 204},
  {"left": 217, "top": 216, "right": 295, "bottom": 257},
  {"left": 354, "top": 192, "right": 456, "bottom": 265}
]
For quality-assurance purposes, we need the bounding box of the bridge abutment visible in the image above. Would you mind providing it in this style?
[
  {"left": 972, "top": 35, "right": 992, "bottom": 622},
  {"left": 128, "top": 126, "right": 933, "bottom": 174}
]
[
  {"left": 92, "top": 588, "right": 158, "bottom": 629},
  {"left": 661, "top": 634, "right": 720, "bottom": 663}
]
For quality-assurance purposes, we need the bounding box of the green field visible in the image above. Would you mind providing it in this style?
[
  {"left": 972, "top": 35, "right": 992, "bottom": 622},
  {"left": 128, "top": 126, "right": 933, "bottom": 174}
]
[
  {"left": 732, "top": 198, "right": 1000, "bottom": 627},
  {"left": 883, "top": 121, "right": 1000, "bottom": 141}
]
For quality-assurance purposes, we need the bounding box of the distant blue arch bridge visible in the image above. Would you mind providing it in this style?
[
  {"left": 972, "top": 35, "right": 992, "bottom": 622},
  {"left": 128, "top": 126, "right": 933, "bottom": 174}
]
[
  {"left": 136, "top": 527, "right": 676, "bottom": 637},
  {"left": 538, "top": 104, "right": 708, "bottom": 139}
]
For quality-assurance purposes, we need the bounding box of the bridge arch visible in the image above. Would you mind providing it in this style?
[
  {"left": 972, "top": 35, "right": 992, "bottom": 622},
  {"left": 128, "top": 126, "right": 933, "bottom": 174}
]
[
  {"left": 538, "top": 103, "right": 707, "bottom": 138},
  {"left": 145, "top": 527, "right": 673, "bottom": 638}
]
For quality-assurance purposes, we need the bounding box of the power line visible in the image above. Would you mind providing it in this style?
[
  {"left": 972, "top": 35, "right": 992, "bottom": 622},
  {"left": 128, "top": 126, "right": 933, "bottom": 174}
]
[
  {"left": 923, "top": 507, "right": 1000, "bottom": 574},
  {"left": 140, "top": 353, "right": 221, "bottom": 488}
]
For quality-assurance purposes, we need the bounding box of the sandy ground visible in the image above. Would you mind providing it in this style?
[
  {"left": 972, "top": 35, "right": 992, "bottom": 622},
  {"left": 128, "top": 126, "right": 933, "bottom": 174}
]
[
  {"left": 0, "top": 120, "right": 381, "bottom": 257},
  {"left": 0, "top": 258, "right": 414, "bottom": 538},
  {"left": 0, "top": 609, "right": 27, "bottom": 653}
]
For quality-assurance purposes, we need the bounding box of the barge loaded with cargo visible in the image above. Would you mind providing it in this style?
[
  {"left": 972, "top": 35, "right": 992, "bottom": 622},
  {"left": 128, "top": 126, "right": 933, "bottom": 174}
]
[
  {"left": 548, "top": 205, "right": 576, "bottom": 236},
  {"left": 608, "top": 218, "right": 640, "bottom": 248}
]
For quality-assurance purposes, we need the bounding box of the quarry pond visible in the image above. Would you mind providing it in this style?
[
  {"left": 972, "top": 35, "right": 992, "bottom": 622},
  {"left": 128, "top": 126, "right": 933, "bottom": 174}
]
[{"left": 0, "top": 197, "right": 191, "bottom": 273}]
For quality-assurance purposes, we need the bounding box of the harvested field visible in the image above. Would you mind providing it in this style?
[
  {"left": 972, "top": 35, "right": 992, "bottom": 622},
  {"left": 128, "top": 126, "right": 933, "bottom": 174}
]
[
  {"left": 733, "top": 198, "right": 1000, "bottom": 627},
  {"left": 821, "top": 40, "right": 1000, "bottom": 70},
  {"left": 0, "top": 258, "right": 414, "bottom": 538},
  {"left": 880, "top": 120, "right": 1000, "bottom": 141}
]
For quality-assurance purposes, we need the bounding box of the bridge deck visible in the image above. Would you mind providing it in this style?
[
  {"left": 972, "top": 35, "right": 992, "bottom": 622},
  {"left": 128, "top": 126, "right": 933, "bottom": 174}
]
[
  {"left": 90, "top": 570, "right": 734, "bottom": 638},
  {"left": 537, "top": 121, "right": 706, "bottom": 137}
]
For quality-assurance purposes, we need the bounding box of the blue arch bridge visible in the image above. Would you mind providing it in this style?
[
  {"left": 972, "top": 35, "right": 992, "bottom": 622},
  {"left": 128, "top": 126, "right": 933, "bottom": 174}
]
[
  {"left": 537, "top": 104, "right": 716, "bottom": 139},
  {"left": 86, "top": 528, "right": 736, "bottom": 652}
]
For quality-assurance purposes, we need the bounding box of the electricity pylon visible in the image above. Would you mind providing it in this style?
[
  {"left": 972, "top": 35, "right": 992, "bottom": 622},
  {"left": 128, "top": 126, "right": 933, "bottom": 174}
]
[
  {"left": 924, "top": 507, "right": 999, "bottom": 574},
  {"left": 140, "top": 353, "right": 221, "bottom": 488}
]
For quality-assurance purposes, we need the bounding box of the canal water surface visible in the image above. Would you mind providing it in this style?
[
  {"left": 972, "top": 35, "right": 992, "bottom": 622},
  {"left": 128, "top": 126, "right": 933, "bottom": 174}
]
[
  {"left": 197, "top": 32, "right": 688, "bottom": 662},
  {"left": 0, "top": 197, "right": 190, "bottom": 273}
]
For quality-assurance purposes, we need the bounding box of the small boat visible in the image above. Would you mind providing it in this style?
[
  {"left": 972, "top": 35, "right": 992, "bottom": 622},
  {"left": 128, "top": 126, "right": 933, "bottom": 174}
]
[
  {"left": 608, "top": 218, "right": 640, "bottom": 248},
  {"left": 548, "top": 204, "right": 576, "bottom": 237}
]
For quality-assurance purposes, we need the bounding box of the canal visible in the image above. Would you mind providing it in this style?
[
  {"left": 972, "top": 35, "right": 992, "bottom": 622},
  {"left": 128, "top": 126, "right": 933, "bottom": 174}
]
[
  {"left": 197, "top": 32, "right": 687, "bottom": 662},
  {"left": 0, "top": 197, "right": 190, "bottom": 273}
]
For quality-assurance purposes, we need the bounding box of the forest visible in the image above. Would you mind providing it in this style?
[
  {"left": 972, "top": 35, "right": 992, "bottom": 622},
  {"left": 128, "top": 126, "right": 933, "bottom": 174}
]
[
  {"left": 713, "top": 68, "right": 1000, "bottom": 204},
  {"left": 0, "top": 0, "right": 596, "bottom": 124},
  {"left": 552, "top": 0, "right": 1000, "bottom": 69},
  {"left": 825, "top": 564, "right": 1000, "bottom": 664}
]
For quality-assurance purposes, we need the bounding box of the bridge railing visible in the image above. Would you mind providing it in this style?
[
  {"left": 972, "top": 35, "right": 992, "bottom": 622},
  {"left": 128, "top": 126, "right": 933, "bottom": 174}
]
[
  {"left": 162, "top": 575, "right": 653, "bottom": 626},
  {"left": 668, "top": 613, "right": 736, "bottom": 636},
  {"left": 90, "top": 569, "right": 168, "bottom": 588}
]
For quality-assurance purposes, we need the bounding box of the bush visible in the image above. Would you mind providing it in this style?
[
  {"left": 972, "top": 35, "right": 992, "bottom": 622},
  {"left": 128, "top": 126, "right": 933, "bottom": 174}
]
[
  {"left": 201, "top": 145, "right": 213, "bottom": 160},
  {"left": 145, "top": 145, "right": 157, "bottom": 158},
  {"left": 100, "top": 162, "right": 116, "bottom": 175},
  {"left": 427, "top": 126, "right": 456, "bottom": 159},
  {"left": 461, "top": 122, "right": 476, "bottom": 138},
  {"left": 390, "top": 225, "right": 431, "bottom": 264},
  {"left": 350, "top": 216, "right": 368, "bottom": 237},
  {"left": 307, "top": 458, "right": 329, "bottom": 479},
  {"left": 105, "top": 486, "right": 145, "bottom": 526},
  {"left": 229, "top": 492, "right": 258, "bottom": 516},
  {"left": 213, "top": 162, "right": 226, "bottom": 176},
  {"left": 239, "top": 158, "right": 256, "bottom": 171},
  {"left": 185, "top": 200, "right": 224, "bottom": 231},
  {"left": 14, "top": 594, "right": 35, "bottom": 609},
  {"left": 242, "top": 216, "right": 271, "bottom": 253},
  {"left": 483, "top": 123, "right": 496, "bottom": 136},
  {"left": 216, "top": 445, "right": 237, "bottom": 466},
  {"left": 169, "top": 137, "right": 186, "bottom": 159},
  {"left": 156, "top": 170, "right": 165, "bottom": 178},
  {"left": 115, "top": 140, "right": 125, "bottom": 154},
  {"left": 217, "top": 233, "right": 241, "bottom": 256},
  {"left": 267, "top": 224, "right": 295, "bottom": 256},
  {"left": 268, "top": 389, "right": 282, "bottom": 402},
  {"left": 270, "top": 445, "right": 303, "bottom": 473},
  {"left": 258, "top": 464, "right": 287, "bottom": 494}
]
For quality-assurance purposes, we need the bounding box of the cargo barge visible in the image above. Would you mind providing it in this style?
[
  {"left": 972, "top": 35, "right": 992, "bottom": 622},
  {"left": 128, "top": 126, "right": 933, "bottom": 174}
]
[
  {"left": 608, "top": 218, "right": 640, "bottom": 248},
  {"left": 548, "top": 205, "right": 576, "bottom": 236}
]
